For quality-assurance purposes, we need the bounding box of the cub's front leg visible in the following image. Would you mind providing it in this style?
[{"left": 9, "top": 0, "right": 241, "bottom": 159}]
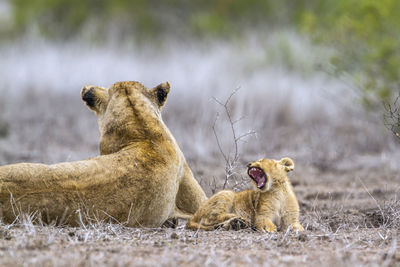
[{"left": 281, "top": 190, "right": 304, "bottom": 232}]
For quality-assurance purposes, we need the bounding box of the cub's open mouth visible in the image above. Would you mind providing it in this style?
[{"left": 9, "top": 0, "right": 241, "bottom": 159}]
[{"left": 248, "top": 167, "right": 267, "bottom": 189}]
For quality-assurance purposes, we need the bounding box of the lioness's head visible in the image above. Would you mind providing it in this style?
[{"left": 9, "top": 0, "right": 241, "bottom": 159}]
[
  {"left": 81, "top": 81, "right": 171, "bottom": 155},
  {"left": 247, "top": 157, "right": 294, "bottom": 192}
]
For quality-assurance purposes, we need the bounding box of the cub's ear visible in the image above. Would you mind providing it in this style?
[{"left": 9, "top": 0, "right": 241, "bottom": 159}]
[
  {"left": 279, "top": 157, "right": 294, "bottom": 172},
  {"left": 81, "top": 85, "right": 108, "bottom": 113},
  {"left": 151, "top": 82, "right": 170, "bottom": 107}
]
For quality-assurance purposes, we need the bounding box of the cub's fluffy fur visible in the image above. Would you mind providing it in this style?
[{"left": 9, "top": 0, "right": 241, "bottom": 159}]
[
  {"left": 187, "top": 157, "right": 303, "bottom": 232},
  {"left": 0, "top": 81, "right": 207, "bottom": 226}
]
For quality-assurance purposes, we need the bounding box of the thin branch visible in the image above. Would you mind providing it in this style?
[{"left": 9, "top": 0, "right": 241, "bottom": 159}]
[
  {"left": 236, "top": 130, "right": 257, "bottom": 142},
  {"left": 211, "top": 88, "right": 256, "bottom": 190},
  {"left": 212, "top": 113, "right": 228, "bottom": 163}
]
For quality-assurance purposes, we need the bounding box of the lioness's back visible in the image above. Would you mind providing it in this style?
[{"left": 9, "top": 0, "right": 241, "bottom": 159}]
[{"left": 0, "top": 81, "right": 207, "bottom": 227}]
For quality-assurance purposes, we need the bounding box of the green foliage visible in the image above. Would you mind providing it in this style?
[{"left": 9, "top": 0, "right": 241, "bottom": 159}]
[
  {"left": 7, "top": 0, "right": 301, "bottom": 39},
  {"left": 11, "top": 0, "right": 91, "bottom": 38},
  {"left": 299, "top": 0, "right": 400, "bottom": 109}
]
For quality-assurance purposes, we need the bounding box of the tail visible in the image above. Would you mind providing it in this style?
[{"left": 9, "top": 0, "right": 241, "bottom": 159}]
[
  {"left": 186, "top": 218, "right": 216, "bottom": 231},
  {"left": 169, "top": 207, "right": 216, "bottom": 230},
  {"left": 169, "top": 207, "right": 193, "bottom": 220}
]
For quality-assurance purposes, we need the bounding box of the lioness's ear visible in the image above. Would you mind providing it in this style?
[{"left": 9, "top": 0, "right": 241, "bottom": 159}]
[
  {"left": 279, "top": 157, "right": 294, "bottom": 172},
  {"left": 81, "top": 85, "right": 108, "bottom": 113},
  {"left": 151, "top": 82, "right": 170, "bottom": 107}
]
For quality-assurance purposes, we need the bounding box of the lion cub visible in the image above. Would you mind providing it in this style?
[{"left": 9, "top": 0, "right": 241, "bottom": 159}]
[{"left": 187, "top": 157, "right": 304, "bottom": 232}]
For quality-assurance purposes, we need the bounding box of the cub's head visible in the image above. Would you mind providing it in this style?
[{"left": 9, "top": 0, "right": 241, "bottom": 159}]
[
  {"left": 247, "top": 157, "right": 294, "bottom": 192},
  {"left": 81, "top": 81, "right": 170, "bottom": 155}
]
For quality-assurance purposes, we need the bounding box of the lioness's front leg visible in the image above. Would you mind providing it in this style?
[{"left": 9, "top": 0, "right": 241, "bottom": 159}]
[{"left": 175, "top": 164, "right": 207, "bottom": 215}]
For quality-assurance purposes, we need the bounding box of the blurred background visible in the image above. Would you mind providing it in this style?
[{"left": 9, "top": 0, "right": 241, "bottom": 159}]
[{"left": 0, "top": 0, "right": 399, "bottom": 192}]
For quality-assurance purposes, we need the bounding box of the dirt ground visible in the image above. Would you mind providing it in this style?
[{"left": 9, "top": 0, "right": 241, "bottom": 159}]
[{"left": 0, "top": 165, "right": 399, "bottom": 267}]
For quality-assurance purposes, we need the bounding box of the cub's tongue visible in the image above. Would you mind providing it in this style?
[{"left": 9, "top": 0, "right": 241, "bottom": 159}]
[{"left": 248, "top": 167, "right": 266, "bottom": 188}]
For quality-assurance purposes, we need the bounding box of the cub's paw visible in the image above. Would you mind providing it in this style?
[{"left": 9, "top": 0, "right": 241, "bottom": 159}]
[
  {"left": 257, "top": 221, "right": 277, "bottom": 233},
  {"left": 223, "top": 217, "right": 250, "bottom": 231},
  {"left": 289, "top": 222, "right": 304, "bottom": 232},
  {"left": 263, "top": 224, "right": 277, "bottom": 233}
]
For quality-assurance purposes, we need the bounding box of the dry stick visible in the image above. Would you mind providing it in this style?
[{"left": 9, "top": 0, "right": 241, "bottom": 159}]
[
  {"left": 124, "top": 203, "right": 134, "bottom": 225},
  {"left": 213, "top": 89, "right": 241, "bottom": 189},
  {"left": 212, "top": 114, "right": 228, "bottom": 164},
  {"left": 212, "top": 88, "right": 256, "bottom": 190}
]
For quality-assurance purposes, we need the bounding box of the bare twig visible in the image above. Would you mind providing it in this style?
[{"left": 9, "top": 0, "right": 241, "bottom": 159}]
[
  {"left": 212, "top": 113, "right": 228, "bottom": 164},
  {"left": 212, "top": 88, "right": 256, "bottom": 190}
]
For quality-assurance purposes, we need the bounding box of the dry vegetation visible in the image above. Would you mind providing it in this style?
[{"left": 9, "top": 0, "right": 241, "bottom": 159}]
[{"left": 0, "top": 37, "right": 399, "bottom": 266}]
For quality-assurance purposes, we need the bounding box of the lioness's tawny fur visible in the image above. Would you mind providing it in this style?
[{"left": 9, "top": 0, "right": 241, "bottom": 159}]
[
  {"left": 0, "top": 81, "right": 207, "bottom": 227},
  {"left": 187, "top": 157, "right": 304, "bottom": 232}
]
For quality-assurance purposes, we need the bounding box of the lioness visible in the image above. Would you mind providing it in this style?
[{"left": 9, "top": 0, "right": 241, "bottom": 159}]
[
  {"left": 187, "top": 157, "right": 304, "bottom": 232},
  {"left": 0, "top": 81, "right": 207, "bottom": 227}
]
